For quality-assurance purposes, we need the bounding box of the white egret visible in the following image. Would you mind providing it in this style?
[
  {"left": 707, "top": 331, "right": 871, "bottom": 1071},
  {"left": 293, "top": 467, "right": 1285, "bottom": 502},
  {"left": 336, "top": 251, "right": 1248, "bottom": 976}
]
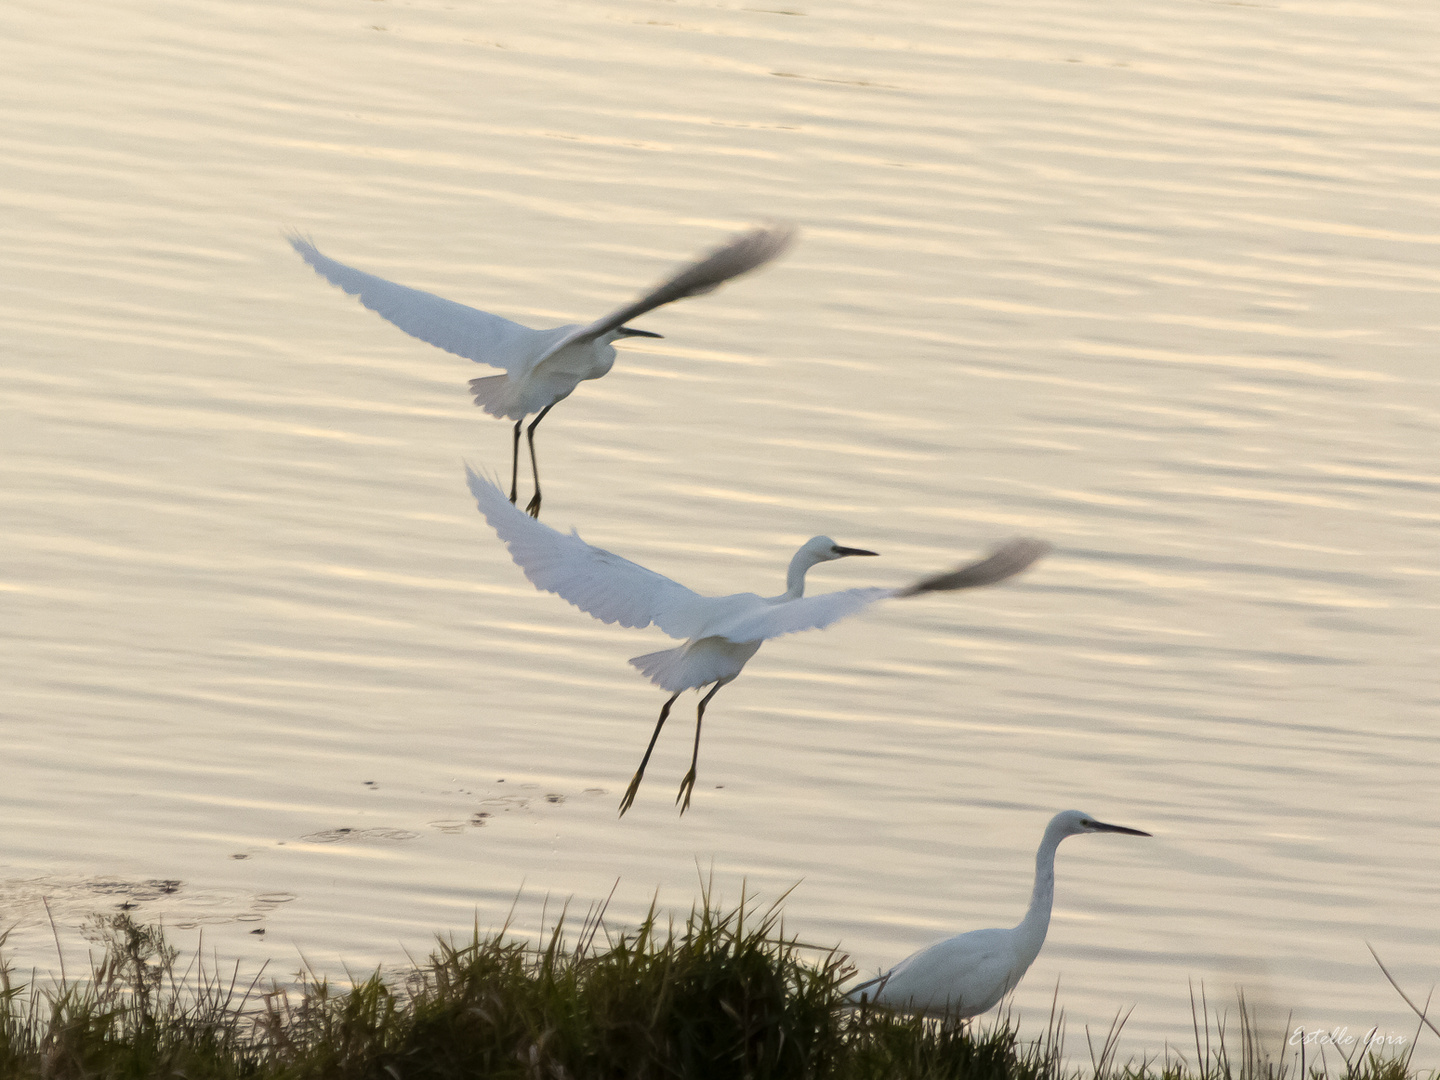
[
  {"left": 464, "top": 468, "right": 1050, "bottom": 815},
  {"left": 848, "top": 810, "right": 1151, "bottom": 1019},
  {"left": 290, "top": 225, "right": 795, "bottom": 517}
]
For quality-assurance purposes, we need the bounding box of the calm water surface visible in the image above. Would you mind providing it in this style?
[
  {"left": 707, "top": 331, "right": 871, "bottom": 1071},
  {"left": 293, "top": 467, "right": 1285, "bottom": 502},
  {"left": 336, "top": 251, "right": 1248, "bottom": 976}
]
[{"left": 3, "top": 0, "right": 1438, "bottom": 1063}]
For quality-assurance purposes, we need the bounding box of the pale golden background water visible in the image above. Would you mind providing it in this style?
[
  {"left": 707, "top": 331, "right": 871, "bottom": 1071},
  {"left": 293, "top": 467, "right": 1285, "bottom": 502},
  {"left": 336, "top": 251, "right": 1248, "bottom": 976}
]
[{"left": 3, "top": 0, "right": 1438, "bottom": 1064}]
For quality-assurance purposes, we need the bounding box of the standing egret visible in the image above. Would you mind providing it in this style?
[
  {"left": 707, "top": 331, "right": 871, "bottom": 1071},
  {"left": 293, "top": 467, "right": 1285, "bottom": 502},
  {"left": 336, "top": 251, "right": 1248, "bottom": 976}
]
[
  {"left": 848, "top": 810, "right": 1151, "bottom": 1018},
  {"left": 289, "top": 225, "right": 795, "bottom": 517},
  {"left": 464, "top": 468, "right": 1050, "bottom": 815}
]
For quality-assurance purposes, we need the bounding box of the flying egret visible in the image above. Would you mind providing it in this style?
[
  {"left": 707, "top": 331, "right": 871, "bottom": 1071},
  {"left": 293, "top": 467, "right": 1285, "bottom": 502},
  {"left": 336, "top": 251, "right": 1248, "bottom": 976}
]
[
  {"left": 848, "top": 810, "right": 1151, "bottom": 1019},
  {"left": 289, "top": 225, "right": 795, "bottom": 517},
  {"left": 464, "top": 468, "right": 1050, "bottom": 815}
]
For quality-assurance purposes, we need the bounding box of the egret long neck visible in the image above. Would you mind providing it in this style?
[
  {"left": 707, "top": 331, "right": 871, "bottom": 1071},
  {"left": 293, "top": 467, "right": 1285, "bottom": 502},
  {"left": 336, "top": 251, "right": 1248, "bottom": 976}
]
[
  {"left": 1012, "top": 821, "right": 1064, "bottom": 968},
  {"left": 783, "top": 549, "right": 821, "bottom": 600}
]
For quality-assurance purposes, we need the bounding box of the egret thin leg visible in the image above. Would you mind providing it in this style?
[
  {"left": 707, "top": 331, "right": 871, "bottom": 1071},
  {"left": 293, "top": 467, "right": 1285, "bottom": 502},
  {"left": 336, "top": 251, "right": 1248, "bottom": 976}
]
[
  {"left": 523, "top": 403, "right": 554, "bottom": 517},
  {"left": 619, "top": 691, "right": 681, "bottom": 817},
  {"left": 508, "top": 419, "right": 523, "bottom": 505},
  {"left": 676, "top": 681, "right": 724, "bottom": 814}
]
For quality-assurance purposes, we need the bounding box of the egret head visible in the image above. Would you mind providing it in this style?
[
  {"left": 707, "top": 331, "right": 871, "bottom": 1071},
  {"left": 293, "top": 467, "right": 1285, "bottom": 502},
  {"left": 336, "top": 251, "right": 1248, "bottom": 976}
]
[
  {"left": 1053, "top": 810, "right": 1151, "bottom": 839},
  {"left": 783, "top": 537, "right": 878, "bottom": 598},
  {"left": 802, "top": 535, "right": 880, "bottom": 564},
  {"left": 789, "top": 541, "right": 875, "bottom": 601}
]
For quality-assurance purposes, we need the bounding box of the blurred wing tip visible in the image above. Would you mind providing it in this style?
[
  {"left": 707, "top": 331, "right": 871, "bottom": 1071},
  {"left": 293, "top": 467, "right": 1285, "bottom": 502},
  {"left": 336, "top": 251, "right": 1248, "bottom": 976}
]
[
  {"left": 684, "top": 220, "right": 799, "bottom": 285},
  {"left": 895, "top": 536, "right": 1052, "bottom": 597},
  {"left": 463, "top": 464, "right": 506, "bottom": 500},
  {"left": 286, "top": 232, "right": 329, "bottom": 274},
  {"left": 748, "top": 218, "right": 798, "bottom": 236},
  {"left": 978, "top": 535, "right": 1053, "bottom": 579},
  {"left": 285, "top": 230, "right": 317, "bottom": 254},
  {"left": 736, "top": 220, "right": 798, "bottom": 262},
  {"left": 760, "top": 219, "right": 799, "bottom": 246},
  {"left": 1002, "top": 536, "right": 1052, "bottom": 562}
]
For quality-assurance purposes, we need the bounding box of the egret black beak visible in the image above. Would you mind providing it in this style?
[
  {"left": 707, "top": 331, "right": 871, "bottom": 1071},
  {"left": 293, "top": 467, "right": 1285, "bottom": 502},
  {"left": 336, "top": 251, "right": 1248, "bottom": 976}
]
[
  {"left": 618, "top": 326, "right": 664, "bottom": 339},
  {"left": 1092, "top": 820, "right": 1151, "bottom": 837},
  {"left": 833, "top": 546, "right": 879, "bottom": 557}
]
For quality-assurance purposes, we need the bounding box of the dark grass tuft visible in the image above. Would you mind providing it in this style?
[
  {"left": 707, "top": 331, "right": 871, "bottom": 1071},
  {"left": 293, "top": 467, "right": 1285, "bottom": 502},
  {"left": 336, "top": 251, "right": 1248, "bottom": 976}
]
[{"left": 0, "top": 895, "right": 1430, "bottom": 1080}]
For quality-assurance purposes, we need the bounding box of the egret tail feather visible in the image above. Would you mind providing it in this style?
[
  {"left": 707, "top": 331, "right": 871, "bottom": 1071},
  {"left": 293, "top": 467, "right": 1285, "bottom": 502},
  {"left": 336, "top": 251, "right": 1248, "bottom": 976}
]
[
  {"left": 469, "top": 373, "right": 520, "bottom": 419},
  {"left": 629, "top": 638, "right": 759, "bottom": 693},
  {"left": 629, "top": 646, "right": 692, "bottom": 692}
]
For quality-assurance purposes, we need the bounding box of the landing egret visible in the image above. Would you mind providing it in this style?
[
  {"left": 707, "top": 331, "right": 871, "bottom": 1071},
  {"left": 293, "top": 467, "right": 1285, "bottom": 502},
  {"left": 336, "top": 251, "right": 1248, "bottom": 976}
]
[
  {"left": 290, "top": 225, "right": 795, "bottom": 517},
  {"left": 464, "top": 468, "right": 1050, "bottom": 815},
  {"left": 849, "top": 810, "right": 1151, "bottom": 1019}
]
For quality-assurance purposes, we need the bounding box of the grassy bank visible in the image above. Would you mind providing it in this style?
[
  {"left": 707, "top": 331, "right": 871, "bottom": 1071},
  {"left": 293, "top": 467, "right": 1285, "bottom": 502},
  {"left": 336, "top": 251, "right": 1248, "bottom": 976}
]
[{"left": 0, "top": 896, "right": 1429, "bottom": 1080}]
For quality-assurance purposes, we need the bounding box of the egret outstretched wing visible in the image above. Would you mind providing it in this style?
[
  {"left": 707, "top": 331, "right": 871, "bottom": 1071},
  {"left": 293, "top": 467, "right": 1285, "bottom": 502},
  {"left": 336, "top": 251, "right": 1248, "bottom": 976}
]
[
  {"left": 533, "top": 224, "right": 797, "bottom": 365},
  {"left": 466, "top": 467, "right": 712, "bottom": 638},
  {"left": 714, "top": 587, "right": 894, "bottom": 643},
  {"left": 289, "top": 236, "right": 539, "bottom": 373},
  {"left": 713, "top": 538, "right": 1049, "bottom": 643}
]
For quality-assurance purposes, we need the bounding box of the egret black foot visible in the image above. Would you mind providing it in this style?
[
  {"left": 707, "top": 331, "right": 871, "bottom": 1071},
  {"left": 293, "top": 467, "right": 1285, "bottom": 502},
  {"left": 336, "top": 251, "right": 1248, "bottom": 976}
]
[
  {"left": 525, "top": 493, "right": 542, "bottom": 518},
  {"left": 675, "top": 768, "right": 698, "bottom": 815},
  {"left": 618, "top": 771, "right": 644, "bottom": 817}
]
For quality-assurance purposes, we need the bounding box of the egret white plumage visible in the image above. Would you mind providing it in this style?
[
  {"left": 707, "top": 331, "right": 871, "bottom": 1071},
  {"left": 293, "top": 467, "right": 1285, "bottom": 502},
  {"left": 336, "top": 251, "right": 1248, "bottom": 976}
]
[
  {"left": 290, "top": 225, "right": 795, "bottom": 517},
  {"left": 464, "top": 468, "right": 1050, "bottom": 815},
  {"left": 848, "top": 810, "right": 1151, "bottom": 1019}
]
